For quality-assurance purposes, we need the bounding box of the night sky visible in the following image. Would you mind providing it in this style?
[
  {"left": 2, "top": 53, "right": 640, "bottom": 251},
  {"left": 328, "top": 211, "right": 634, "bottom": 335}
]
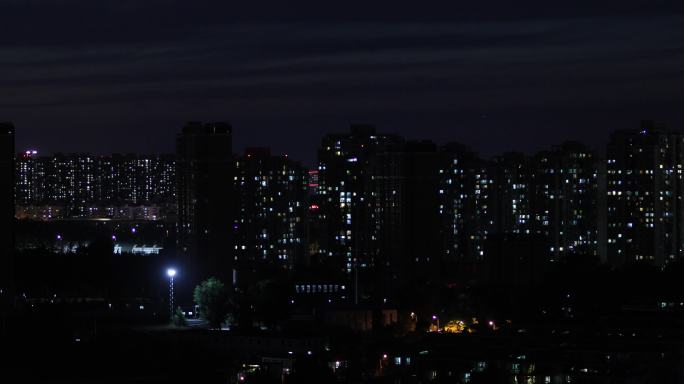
[{"left": 2, "top": 1, "right": 683, "bottom": 165}]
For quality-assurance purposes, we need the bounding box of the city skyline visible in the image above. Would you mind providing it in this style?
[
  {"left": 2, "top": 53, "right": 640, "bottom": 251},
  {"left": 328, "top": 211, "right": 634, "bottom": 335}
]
[
  {"left": 4, "top": 2, "right": 684, "bottom": 382},
  {"left": 9, "top": 119, "right": 678, "bottom": 163},
  {"left": 12, "top": 120, "right": 684, "bottom": 269}
]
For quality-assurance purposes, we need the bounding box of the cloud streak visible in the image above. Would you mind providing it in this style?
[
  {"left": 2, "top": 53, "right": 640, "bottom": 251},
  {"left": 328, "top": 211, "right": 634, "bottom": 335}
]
[{"left": 0, "top": 2, "right": 683, "bottom": 162}]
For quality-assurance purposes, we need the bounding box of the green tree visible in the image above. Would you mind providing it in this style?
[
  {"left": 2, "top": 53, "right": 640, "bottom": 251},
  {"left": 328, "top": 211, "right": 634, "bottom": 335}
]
[{"left": 193, "top": 277, "right": 233, "bottom": 329}]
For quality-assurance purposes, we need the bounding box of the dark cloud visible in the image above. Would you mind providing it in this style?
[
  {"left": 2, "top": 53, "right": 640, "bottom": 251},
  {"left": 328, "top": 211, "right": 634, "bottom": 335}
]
[{"left": 0, "top": 1, "right": 683, "bottom": 164}]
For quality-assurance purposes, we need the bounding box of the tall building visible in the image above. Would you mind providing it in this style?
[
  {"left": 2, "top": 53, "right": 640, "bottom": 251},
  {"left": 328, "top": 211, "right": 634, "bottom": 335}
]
[
  {"left": 234, "top": 148, "right": 307, "bottom": 276},
  {"left": 42, "top": 153, "right": 71, "bottom": 205},
  {"left": 370, "top": 141, "right": 442, "bottom": 303},
  {"left": 16, "top": 149, "right": 41, "bottom": 206},
  {"left": 606, "top": 121, "right": 684, "bottom": 267},
  {"left": 176, "top": 122, "right": 235, "bottom": 285},
  {"left": 305, "top": 169, "right": 327, "bottom": 264},
  {"left": 316, "top": 127, "right": 444, "bottom": 304},
  {"left": 532, "top": 142, "right": 605, "bottom": 262},
  {"left": 68, "top": 154, "right": 97, "bottom": 216},
  {"left": 367, "top": 141, "right": 405, "bottom": 301},
  {"left": 0, "top": 123, "right": 14, "bottom": 300},
  {"left": 316, "top": 124, "right": 398, "bottom": 274},
  {"left": 494, "top": 152, "right": 535, "bottom": 235},
  {"left": 316, "top": 125, "right": 403, "bottom": 302},
  {"left": 438, "top": 143, "right": 498, "bottom": 264}
]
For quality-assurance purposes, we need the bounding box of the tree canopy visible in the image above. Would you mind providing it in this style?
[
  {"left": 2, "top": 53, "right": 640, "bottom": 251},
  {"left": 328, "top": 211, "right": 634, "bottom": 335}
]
[{"left": 193, "top": 277, "right": 233, "bottom": 329}]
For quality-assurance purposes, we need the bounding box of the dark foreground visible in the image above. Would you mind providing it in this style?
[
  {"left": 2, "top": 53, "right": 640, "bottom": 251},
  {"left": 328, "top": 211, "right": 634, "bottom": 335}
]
[{"left": 3, "top": 304, "right": 684, "bottom": 384}]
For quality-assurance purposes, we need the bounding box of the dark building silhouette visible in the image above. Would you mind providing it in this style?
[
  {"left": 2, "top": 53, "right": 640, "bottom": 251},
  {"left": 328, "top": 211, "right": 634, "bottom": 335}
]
[
  {"left": 176, "top": 122, "right": 235, "bottom": 287},
  {"left": 606, "top": 121, "right": 684, "bottom": 267},
  {"left": 370, "top": 141, "right": 442, "bottom": 305},
  {"left": 483, "top": 233, "right": 549, "bottom": 288},
  {"left": 234, "top": 148, "right": 308, "bottom": 278},
  {"left": 0, "top": 123, "right": 14, "bottom": 301}
]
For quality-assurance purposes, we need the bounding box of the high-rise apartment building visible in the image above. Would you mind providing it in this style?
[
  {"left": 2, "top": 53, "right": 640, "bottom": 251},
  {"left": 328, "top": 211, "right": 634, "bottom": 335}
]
[
  {"left": 494, "top": 152, "right": 535, "bottom": 235},
  {"left": 438, "top": 142, "right": 604, "bottom": 267},
  {"left": 606, "top": 121, "right": 684, "bottom": 267},
  {"left": 15, "top": 153, "right": 176, "bottom": 219},
  {"left": 234, "top": 148, "right": 307, "bottom": 275},
  {"left": 438, "top": 143, "right": 498, "bottom": 264},
  {"left": 532, "top": 142, "right": 605, "bottom": 262},
  {"left": 0, "top": 123, "right": 14, "bottom": 299},
  {"left": 176, "top": 122, "right": 235, "bottom": 284},
  {"left": 316, "top": 125, "right": 403, "bottom": 276},
  {"left": 370, "top": 141, "right": 442, "bottom": 303},
  {"left": 16, "top": 149, "right": 41, "bottom": 206}
]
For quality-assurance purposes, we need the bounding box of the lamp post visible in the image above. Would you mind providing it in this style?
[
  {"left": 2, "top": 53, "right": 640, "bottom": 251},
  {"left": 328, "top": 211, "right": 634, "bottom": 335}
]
[{"left": 167, "top": 268, "right": 176, "bottom": 320}]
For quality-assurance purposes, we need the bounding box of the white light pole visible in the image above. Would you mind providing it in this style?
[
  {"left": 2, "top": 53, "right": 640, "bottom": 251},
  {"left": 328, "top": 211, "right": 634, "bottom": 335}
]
[{"left": 167, "top": 268, "right": 176, "bottom": 319}]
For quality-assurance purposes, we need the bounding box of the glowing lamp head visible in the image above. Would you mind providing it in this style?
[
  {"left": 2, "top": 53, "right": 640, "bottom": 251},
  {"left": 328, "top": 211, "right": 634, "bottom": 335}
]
[{"left": 167, "top": 268, "right": 176, "bottom": 278}]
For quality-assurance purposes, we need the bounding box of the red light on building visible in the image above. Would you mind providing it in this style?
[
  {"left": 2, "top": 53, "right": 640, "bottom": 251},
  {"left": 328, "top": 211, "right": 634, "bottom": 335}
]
[{"left": 308, "top": 169, "right": 319, "bottom": 188}]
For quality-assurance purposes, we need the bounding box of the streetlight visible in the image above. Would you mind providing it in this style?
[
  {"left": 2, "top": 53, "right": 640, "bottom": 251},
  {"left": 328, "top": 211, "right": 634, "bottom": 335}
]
[
  {"left": 167, "top": 268, "right": 177, "bottom": 320},
  {"left": 432, "top": 315, "right": 440, "bottom": 332}
]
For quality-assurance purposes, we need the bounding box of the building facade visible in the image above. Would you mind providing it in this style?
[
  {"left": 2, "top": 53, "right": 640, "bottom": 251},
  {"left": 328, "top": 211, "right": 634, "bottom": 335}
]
[
  {"left": 176, "top": 122, "right": 235, "bottom": 285},
  {"left": 234, "top": 148, "right": 308, "bottom": 275},
  {"left": 315, "top": 125, "right": 403, "bottom": 302},
  {"left": 532, "top": 142, "right": 605, "bottom": 262},
  {"left": 606, "top": 121, "right": 684, "bottom": 267},
  {"left": 438, "top": 143, "right": 498, "bottom": 265},
  {"left": 15, "top": 152, "right": 175, "bottom": 219},
  {"left": 316, "top": 125, "right": 401, "bottom": 272}
]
